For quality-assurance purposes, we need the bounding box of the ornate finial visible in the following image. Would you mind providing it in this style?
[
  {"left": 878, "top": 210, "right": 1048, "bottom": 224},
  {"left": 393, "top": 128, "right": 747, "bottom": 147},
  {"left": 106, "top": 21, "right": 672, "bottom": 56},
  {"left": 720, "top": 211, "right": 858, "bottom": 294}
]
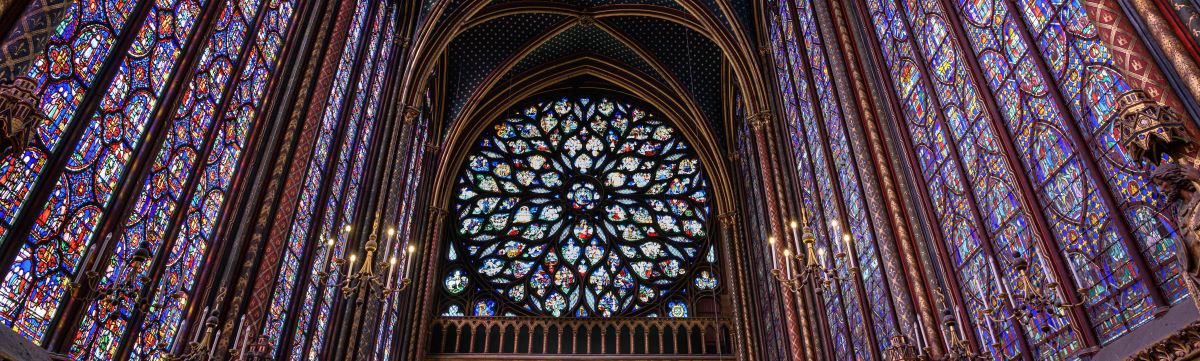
[
  {"left": 0, "top": 77, "right": 42, "bottom": 159},
  {"left": 1116, "top": 90, "right": 1195, "bottom": 165},
  {"left": 403, "top": 106, "right": 420, "bottom": 124}
]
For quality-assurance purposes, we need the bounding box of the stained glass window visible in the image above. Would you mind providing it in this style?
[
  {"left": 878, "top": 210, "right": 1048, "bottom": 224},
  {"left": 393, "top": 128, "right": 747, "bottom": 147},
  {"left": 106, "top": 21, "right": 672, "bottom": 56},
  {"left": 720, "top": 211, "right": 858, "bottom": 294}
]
[
  {"left": 439, "top": 95, "right": 713, "bottom": 318},
  {"left": 125, "top": 0, "right": 298, "bottom": 359},
  {"left": 0, "top": 0, "right": 207, "bottom": 343},
  {"left": 0, "top": 0, "right": 139, "bottom": 241},
  {"left": 1003, "top": 0, "right": 1184, "bottom": 308},
  {"left": 260, "top": 0, "right": 371, "bottom": 354},
  {"left": 945, "top": 1, "right": 1168, "bottom": 346},
  {"left": 769, "top": 0, "right": 908, "bottom": 356},
  {"left": 377, "top": 95, "right": 433, "bottom": 361},
  {"left": 290, "top": 5, "right": 394, "bottom": 359},
  {"left": 844, "top": 0, "right": 1188, "bottom": 357},
  {"left": 787, "top": 0, "right": 901, "bottom": 351},
  {"left": 767, "top": 8, "right": 854, "bottom": 361},
  {"left": 66, "top": 0, "right": 274, "bottom": 358},
  {"left": 859, "top": 0, "right": 1103, "bottom": 357}
]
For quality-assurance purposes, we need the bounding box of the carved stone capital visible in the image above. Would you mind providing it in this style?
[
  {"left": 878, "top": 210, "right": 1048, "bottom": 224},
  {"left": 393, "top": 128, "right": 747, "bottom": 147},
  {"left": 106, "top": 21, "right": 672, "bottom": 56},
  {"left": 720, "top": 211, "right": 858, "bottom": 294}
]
[
  {"left": 403, "top": 106, "right": 421, "bottom": 124},
  {"left": 0, "top": 77, "right": 42, "bottom": 159},
  {"left": 1116, "top": 90, "right": 1196, "bottom": 165},
  {"left": 748, "top": 111, "right": 772, "bottom": 131},
  {"left": 718, "top": 212, "right": 739, "bottom": 226}
]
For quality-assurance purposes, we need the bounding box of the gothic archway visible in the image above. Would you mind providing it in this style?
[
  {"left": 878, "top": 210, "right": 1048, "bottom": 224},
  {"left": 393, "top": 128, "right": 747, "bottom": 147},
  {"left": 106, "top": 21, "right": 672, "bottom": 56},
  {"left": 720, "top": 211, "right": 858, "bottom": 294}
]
[{"left": 424, "top": 90, "right": 738, "bottom": 359}]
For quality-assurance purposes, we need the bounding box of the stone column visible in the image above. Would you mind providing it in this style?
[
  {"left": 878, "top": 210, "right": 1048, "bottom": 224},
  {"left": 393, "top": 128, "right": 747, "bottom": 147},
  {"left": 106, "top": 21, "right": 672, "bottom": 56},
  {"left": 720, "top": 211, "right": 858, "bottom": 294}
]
[
  {"left": 1120, "top": 0, "right": 1200, "bottom": 103},
  {"left": 749, "top": 111, "right": 805, "bottom": 361},
  {"left": 1085, "top": 0, "right": 1189, "bottom": 114}
]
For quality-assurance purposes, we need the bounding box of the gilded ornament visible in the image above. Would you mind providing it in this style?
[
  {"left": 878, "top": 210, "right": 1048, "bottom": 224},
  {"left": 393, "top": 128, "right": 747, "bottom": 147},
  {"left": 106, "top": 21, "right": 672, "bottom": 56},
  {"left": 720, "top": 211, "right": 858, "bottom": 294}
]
[{"left": 0, "top": 78, "right": 41, "bottom": 159}]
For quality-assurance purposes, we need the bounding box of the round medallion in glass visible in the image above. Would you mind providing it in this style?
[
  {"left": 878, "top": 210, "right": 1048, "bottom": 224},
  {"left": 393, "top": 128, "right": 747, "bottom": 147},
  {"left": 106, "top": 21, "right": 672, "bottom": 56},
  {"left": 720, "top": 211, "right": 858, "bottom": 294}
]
[{"left": 439, "top": 95, "right": 717, "bottom": 319}]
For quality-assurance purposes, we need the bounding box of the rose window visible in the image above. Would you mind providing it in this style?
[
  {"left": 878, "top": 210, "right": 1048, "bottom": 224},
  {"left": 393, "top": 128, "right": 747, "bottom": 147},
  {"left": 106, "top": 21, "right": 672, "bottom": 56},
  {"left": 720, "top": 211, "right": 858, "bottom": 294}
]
[{"left": 441, "top": 95, "right": 715, "bottom": 318}]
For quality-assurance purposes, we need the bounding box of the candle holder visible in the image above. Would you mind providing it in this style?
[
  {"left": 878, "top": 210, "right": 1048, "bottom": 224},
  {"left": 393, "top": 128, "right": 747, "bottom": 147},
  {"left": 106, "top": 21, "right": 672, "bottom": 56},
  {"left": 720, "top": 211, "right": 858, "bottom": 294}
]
[
  {"left": 887, "top": 290, "right": 996, "bottom": 361},
  {"left": 976, "top": 250, "right": 1084, "bottom": 335},
  {"left": 170, "top": 312, "right": 221, "bottom": 361},
  {"left": 333, "top": 225, "right": 417, "bottom": 303},
  {"left": 936, "top": 306, "right": 996, "bottom": 361},
  {"left": 880, "top": 308, "right": 996, "bottom": 361},
  {"left": 336, "top": 238, "right": 410, "bottom": 300},
  {"left": 884, "top": 335, "right": 922, "bottom": 361},
  {"left": 68, "top": 240, "right": 181, "bottom": 319},
  {"left": 770, "top": 220, "right": 844, "bottom": 294}
]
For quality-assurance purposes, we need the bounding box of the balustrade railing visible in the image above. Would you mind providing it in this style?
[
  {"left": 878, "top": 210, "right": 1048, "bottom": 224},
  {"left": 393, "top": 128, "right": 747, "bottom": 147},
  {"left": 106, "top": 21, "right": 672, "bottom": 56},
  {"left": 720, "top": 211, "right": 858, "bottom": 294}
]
[{"left": 428, "top": 316, "right": 733, "bottom": 358}]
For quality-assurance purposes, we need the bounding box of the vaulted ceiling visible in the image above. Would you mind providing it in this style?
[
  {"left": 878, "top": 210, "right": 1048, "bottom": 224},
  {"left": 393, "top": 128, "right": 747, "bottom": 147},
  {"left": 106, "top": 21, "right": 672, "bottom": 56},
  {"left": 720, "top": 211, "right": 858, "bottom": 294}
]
[{"left": 424, "top": 0, "right": 759, "bottom": 148}]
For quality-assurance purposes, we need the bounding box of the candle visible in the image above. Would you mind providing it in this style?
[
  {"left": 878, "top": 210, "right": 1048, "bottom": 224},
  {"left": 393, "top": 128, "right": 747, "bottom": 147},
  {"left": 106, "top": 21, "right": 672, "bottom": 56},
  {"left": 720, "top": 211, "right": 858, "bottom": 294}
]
[
  {"left": 90, "top": 232, "right": 113, "bottom": 272},
  {"left": 398, "top": 251, "right": 407, "bottom": 280},
  {"left": 953, "top": 308, "right": 966, "bottom": 341},
  {"left": 232, "top": 315, "right": 244, "bottom": 351},
  {"left": 387, "top": 257, "right": 396, "bottom": 288},
  {"left": 975, "top": 278, "right": 990, "bottom": 309},
  {"left": 790, "top": 220, "right": 801, "bottom": 253},
  {"left": 842, "top": 234, "right": 856, "bottom": 269},
  {"left": 240, "top": 330, "right": 248, "bottom": 357},
  {"left": 172, "top": 319, "right": 189, "bottom": 352},
  {"left": 915, "top": 316, "right": 927, "bottom": 351},
  {"left": 73, "top": 241, "right": 97, "bottom": 284},
  {"left": 348, "top": 254, "right": 357, "bottom": 278},
  {"left": 323, "top": 236, "right": 334, "bottom": 267},
  {"left": 988, "top": 257, "right": 1017, "bottom": 308},
  {"left": 405, "top": 244, "right": 415, "bottom": 279},
  {"left": 783, "top": 248, "right": 793, "bottom": 278},
  {"left": 818, "top": 247, "right": 828, "bottom": 269},
  {"left": 1037, "top": 251, "right": 1055, "bottom": 283},
  {"left": 768, "top": 237, "right": 778, "bottom": 270},
  {"left": 1067, "top": 253, "right": 1085, "bottom": 289},
  {"left": 194, "top": 307, "right": 208, "bottom": 343},
  {"left": 209, "top": 329, "right": 222, "bottom": 358},
  {"left": 98, "top": 232, "right": 112, "bottom": 257}
]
